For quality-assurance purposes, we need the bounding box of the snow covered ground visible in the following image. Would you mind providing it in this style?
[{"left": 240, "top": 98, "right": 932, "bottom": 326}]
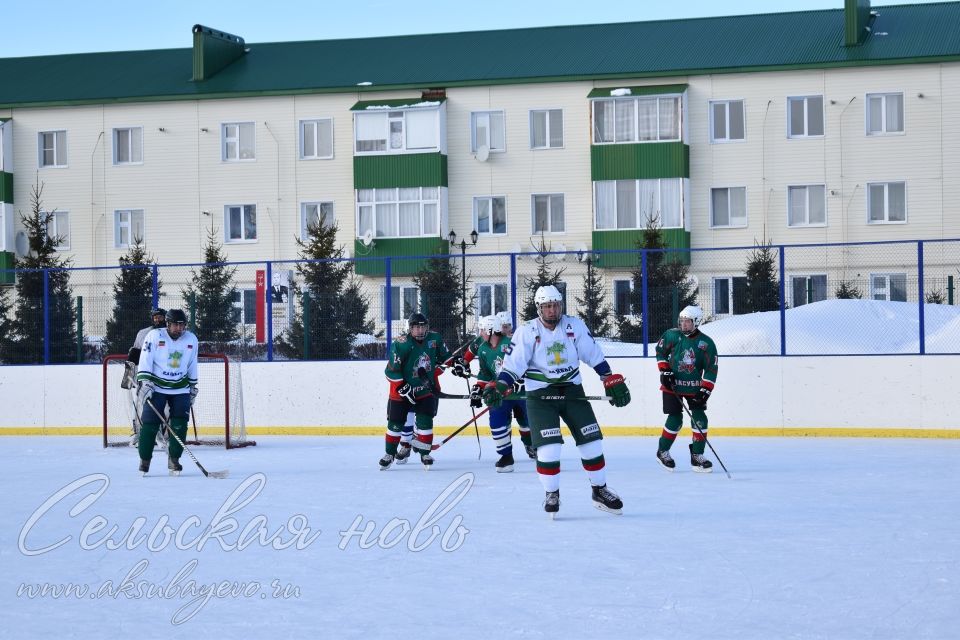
[{"left": 3, "top": 435, "right": 958, "bottom": 639}]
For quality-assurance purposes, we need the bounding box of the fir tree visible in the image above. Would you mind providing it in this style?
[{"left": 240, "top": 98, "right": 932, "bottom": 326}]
[
  {"left": 834, "top": 280, "right": 863, "bottom": 299},
  {"left": 576, "top": 255, "right": 611, "bottom": 337},
  {"left": 618, "top": 218, "right": 697, "bottom": 342},
  {"left": 6, "top": 179, "right": 78, "bottom": 364},
  {"left": 103, "top": 238, "right": 161, "bottom": 355},
  {"left": 744, "top": 240, "right": 781, "bottom": 312},
  {"left": 522, "top": 235, "right": 566, "bottom": 321},
  {"left": 275, "top": 220, "right": 373, "bottom": 360},
  {"left": 413, "top": 256, "right": 466, "bottom": 348},
  {"left": 0, "top": 286, "right": 12, "bottom": 362},
  {"left": 181, "top": 228, "right": 239, "bottom": 347}
]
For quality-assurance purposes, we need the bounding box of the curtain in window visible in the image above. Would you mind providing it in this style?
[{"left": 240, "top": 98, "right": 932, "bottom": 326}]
[
  {"left": 886, "top": 95, "right": 903, "bottom": 132},
  {"left": 807, "top": 97, "right": 824, "bottom": 136},
  {"left": 399, "top": 203, "right": 420, "bottom": 236},
  {"left": 317, "top": 121, "right": 333, "bottom": 157},
  {"left": 422, "top": 203, "right": 438, "bottom": 235},
  {"left": 494, "top": 284, "right": 508, "bottom": 313},
  {"left": 712, "top": 103, "right": 727, "bottom": 140},
  {"left": 729, "top": 187, "right": 746, "bottom": 226},
  {"left": 376, "top": 203, "right": 397, "bottom": 237},
  {"left": 594, "top": 182, "right": 615, "bottom": 230},
  {"left": 637, "top": 99, "right": 657, "bottom": 141},
  {"left": 712, "top": 189, "right": 730, "bottom": 227},
  {"left": 491, "top": 198, "right": 506, "bottom": 234},
  {"left": 239, "top": 124, "right": 255, "bottom": 159},
  {"left": 639, "top": 180, "right": 659, "bottom": 225},
  {"left": 473, "top": 114, "right": 489, "bottom": 150},
  {"left": 660, "top": 179, "right": 682, "bottom": 228},
  {"left": 405, "top": 109, "right": 437, "bottom": 149},
  {"left": 358, "top": 206, "right": 373, "bottom": 236},
  {"left": 888, "top": 183, "right": 906, "bottom": 221},
  {"left": 593, "top": 101, "right": 614, "bottom": 143},
  {"left": 659, "top": 98, "right": 679, "bottom": 140},
  {"left": 808, "top": 186, "right": 825, "bottom": 224},
  {"left": 549, "top": 195, "right": 564, "bottom": 232},
  {"left": 116, "top": 129, "right": 131, "bottom": 162},
  {"left": 356, "top": 113, "right": 386, "bottom": 149},
  {"left": 615, "top": 99, "right": 635, "bottom": 142},
  {"left": 868, "top": 184, "right": 886, "bottom": 221},
  {"left": 788, "top": 187, "right": 805, "bottom": 226},
  {"left": 728, "top": 101, "right": 744, "bottom": 139},
  {"left": 548, "top": 110, "right": 563, "bottom": 147},
  {"left": 228, "top": 207, "right": 242, "bottom": 239},
  {"left": 479, "top": 287, "right": 492, "bottom": 316},
  {"left": 868, "top": 96, "right": 883, "bottom": 133},
  {"left": 243, "top": 205, "right": 256, "bottom": 239},
  {"left": 616, "top": 180, "right": 636, "bottom": 229},
  {"left": 533, "top": 196, "right": 549, "bottom": 232},
  {"left": 489, "top": 112, "right": 505, "bottom": 150},
  {"left": 531, "top": 112, "right": 547, "bottom": 148},
  {"left": 55, "top": 212, "right": 70, "bottom": 247},
  {"left": 789, "top": 99, "right": 806, "bottom": 136},
  {"left": 302, "top": 122, "right": 316, "bottom": 157}
]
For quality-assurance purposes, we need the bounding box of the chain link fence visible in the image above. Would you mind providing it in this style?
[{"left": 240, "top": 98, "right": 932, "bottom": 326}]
[{"left": 0, "top": 238, "right": 957, "bottom": 364}]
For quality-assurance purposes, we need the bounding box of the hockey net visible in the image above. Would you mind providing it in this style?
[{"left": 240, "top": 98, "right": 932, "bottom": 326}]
[{"left": 102, "top": 353, "right": 254, "bottom": 449}]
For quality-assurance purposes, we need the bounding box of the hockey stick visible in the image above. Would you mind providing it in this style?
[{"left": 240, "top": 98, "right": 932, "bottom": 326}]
[
  {"left": 145, "top": 398, "right": 229, "bottom": 479},
  {"left": 436, "top": 391, "right": 606, "bottom": 401},
  {"left": 672, "top": 392, "right": 731, "bottom": 479},
  {"left": 190, "top": 407, "right": 199, "bottom": 441},
  {"left": 465, "top": 377, "right": 482, "bottom": 459},
  {"left": 431, "top": 405, "right": 492, "bottom": 451}
]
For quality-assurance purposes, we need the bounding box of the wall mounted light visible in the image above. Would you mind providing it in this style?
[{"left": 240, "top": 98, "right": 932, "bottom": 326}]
[
  {"left": 158, "top": 127, "right": 166, "bottom": 132},
  {"left": 917, "top": 93, "right": 925, "bottom": 99},
  {"left": 200, "top": 127, "right": 209, "bottom": 132}
]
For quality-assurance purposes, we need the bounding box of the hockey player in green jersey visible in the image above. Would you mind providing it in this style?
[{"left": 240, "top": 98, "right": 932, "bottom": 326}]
[
  {"left": 655, "top": 305, "right": 719, "bottom": 473},
  {"left": 380, "top": 313, "right": 451, "bottom": 469}
]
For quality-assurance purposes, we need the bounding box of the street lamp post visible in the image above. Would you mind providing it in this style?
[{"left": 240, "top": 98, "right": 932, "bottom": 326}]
[{"left": 448, "top": 229, "right": 478, "bottom": 337}]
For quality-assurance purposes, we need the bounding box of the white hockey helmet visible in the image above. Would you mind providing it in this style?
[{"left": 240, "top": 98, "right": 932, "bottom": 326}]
[
  {"left": 678, "top": 305, "right": 703, "bottom": 335},
  {"left": 477, "top": 315, "right": 497, "bottom": 333},
  {"left": 534, "top": 285, "right": 563, "bottom": 306},
  {"left": 495, "top": 311, "right": 513, "bottom": 332}
]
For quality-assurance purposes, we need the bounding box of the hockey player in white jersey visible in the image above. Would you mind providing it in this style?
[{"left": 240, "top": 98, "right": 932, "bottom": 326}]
[
  {"left": 135, "top": 309, "right": 199, "bottom": 475},
  {"left": 482, "top": 285, "right": 631, "bottom": 517}
]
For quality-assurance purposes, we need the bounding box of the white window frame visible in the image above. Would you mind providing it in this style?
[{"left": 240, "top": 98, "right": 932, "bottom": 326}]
[
  {"left": 787, "top": 185, "right": 827, "bottom": 228},
  {"left": 709, "top": 187, "right": 748, "bottom": 229},
  {"left": 44, "top": 210, "right": 70, "bottom": 251},
  {"left": 38, "top": 130, "right": 67, "bottom": 168},
  {"left": 113, "top": 209, "right": 145, "bottom": 249},
  {"left": 356, "top": 187, "right": 439, "bottom": 239},
  {"left": 225, "top": 204, "right": 258, "bottom": 243},
  {"left": 591, "top": 95, "right": 683, "bottom": 144},
  {"left": 221, "top": 122, "right": 256, "bottom": 162},
  {"left": 870, "top": 273, "right": 907, "bottom": 302},
  {"left": 382, "top": 284, "right": 420, "bottom": 321},
  {"left": 300, "top": 201, "right": 334, "bottom": 239},
  {"left": 786, "top": 95, "right": 824, "bottom": 138},
  {"left": 299, "top": 118, "right": 334, "bottom": 160},
  {"left": 531, "top": 193, "right": 565, "bottom": 234},
  {"left": 613, "top": 279, "right": 634, "bottom": 316},
  {"left": 866, "top": 92, "right": 905, "bottom": 136},
  {"left": 475, "top": 283, "right": 509, "bottom": 319},
  {"left": 709, "top": 99, "right": 745, "bottom": 143},
  {"left": 470, "top": 111, "right": 506, "bottom": 153},
  {"left": 112, "top": 127, "right": 143, "bottom": 165},
  {"left": 354, "top": 108, "right": 440, "bottom": 155},
  {"left": 790, "top": 274, "right": 828, "bottom": 307},
  {"left": 231, "top": 289, "right": 258, "bottom": 325},
  {"left": 594, "top": 178, "right": 684, "bottom": 230},
  {"left": 713, "top": 276, "right": 747, "bottom": 316},
  {"left": 529, "top": 108, "right": 564, "bottom": 149},
  {"left": 473, "top": 196, "right": 507, "bottom": 235},
  {"left": 866, "top": 181, "right": 907, "bottom": 224}
]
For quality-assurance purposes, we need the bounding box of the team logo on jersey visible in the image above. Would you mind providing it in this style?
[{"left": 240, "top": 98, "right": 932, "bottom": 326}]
[
  {"left": 678, "top": 348, "right": 697, "bottom": 373},
  {"left": 697, "top": 340, "right": 708, "bottom": 351},
  {"left": 168, "top": 350, "right": 183, "bottom": 369},
  {"left": 541, "top": 428, "right": 562, "bottom": 438},
  {"left": 416, "top": 354, "right": 432, "bottom": 376},
  {"left": 565, "top": 323, "right": 574, "bottom": 338},
  {"left": 546, "top": 341, "right": 567, "bottom": 365},
  {"left": 158, "top": 341, "right": 165, "bottom": 347}
]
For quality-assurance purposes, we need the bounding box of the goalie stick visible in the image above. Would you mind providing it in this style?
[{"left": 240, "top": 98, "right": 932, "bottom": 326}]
[{"left": 145, "top": 399, "right": 229, "bottom": 479}]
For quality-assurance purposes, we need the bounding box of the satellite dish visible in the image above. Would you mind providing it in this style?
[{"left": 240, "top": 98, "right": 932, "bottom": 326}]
[
  {"left": 360, "top": 229, "right": 375, "bottom": 247},
  {"left": 14, "top": 231, "right": 28, "bottom": 257},
  {"left": 475, "top": 144, "right": 490, "bottom": 162}
]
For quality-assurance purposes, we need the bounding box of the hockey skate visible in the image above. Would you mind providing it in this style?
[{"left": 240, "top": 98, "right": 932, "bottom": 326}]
[
  {"left": 689, "top": 444, "right": 713, "bottom": 473},
  {"left": 395, "top": 442, "right": 412, "bottom": 464},
  {"left": 378, "top": 453, "right": 395, "bottom": 470},
  {"left": 168, "top": 456, "right": 182, "bottom": 476},
  {"left": 420, "top": 453, "right": 434, "bottom": 469},
  {"left": 495, "top": 452, "right": 515, "bottom": 473},
  {"left": 543, "top": 490, "right": 560, "bottom": 519},
  {"left": 138, "top": 459, "right": 150, "bottom": 476},
  {"left": 591, "top": 484, "right": 623, "bottom": 515},
  {"left": 524, "top": 444, "right": 537, "bottom": 460},
  {"left": 656, "top": 449, "right": 676, "bottom": 471}
]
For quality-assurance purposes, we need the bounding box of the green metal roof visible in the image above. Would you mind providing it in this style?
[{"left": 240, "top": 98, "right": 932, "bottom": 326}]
[
  {"left": 1, "top": 3, "right": 960, "bottom": 108},
  {"left": 587, "top": 84, "right": 688, "bottom": 98},
  {"left": 350, "top": 97, "right": 447, "bottom": 110}
]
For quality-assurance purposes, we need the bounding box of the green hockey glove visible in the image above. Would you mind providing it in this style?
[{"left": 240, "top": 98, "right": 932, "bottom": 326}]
[
  {"left": 603, "top": 373, "right": 631, "bottom": 407},
  {"left": 482, "top": 380, "right": 510, "bottom": 409}
]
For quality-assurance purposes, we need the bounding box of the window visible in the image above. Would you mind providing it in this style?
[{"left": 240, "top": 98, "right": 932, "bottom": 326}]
[
  {"left": 225, "top": 204, "right": 257, "bottom": 242},
  {"left": 714, "top": 276, "right": 748, "bottom": 316},
  {"left": 471, "top": 111, "right": 505, "bottom": 152},
  {"left": 871, "top": 274, "right": 907, "bottom": 302},
  {"left": 595, "top": 179, "right": 683, "bottom": 230},
  {"left": 45, "top": 211, "right": 70, "bottom": 250},
  {"left": 867, "top": 182, "right": 906, "bottom": 223},
  {"left": 791, "top": 275, "right": 827, "bottom": 307},
  {"left": 383, "top": 285, "right": 419, "bottom": 321},
  {"left": 113, "top": 127, "right": 143, "bottom": 164},
  {"left": 299, "top": 119, "right": 333, "bottom": 159},
  {"left": 301, "top": 202, "right": 334, "bottom": 239},
  {"left": 710, "top": 100, "right": 745, "bottom": 142},
  {"left": 114, "top": 209, "right": 144, "bottom": 248},
  {"left": 866, "top": 93, "right": 904, "bottom": 135},
  {"left": 221, "top": 122, "right": 255, "bottom": 161},
  {"left": 357, "top": 187, "right": 439, "bottom": 239},
  {"left": 592, "top": 96, "right": 681, "bottom": 143},
  {"left": 474, "top": 196, "right": 506, "bottom": 235},
  {"left": 530, "top": 109, "right": 563, "bottom": 149},
  {"left": 787, "top": 185, "right": 826, "bottom": 227},
  {"left": 710, "top": 187, "right": 747, "bottom": 228},
  {"left": 231, "top": 290, "right": 258, "bottom": 325},
  {"left": 614, "top": 280, "right": 633, "bottom": 316},
  {"left": 787, "top": 96, "right": 824, "bottom": 138},
  {"left": 532, "top": 194, "right": 565, "bottom": 233},
  {"left": 38, "top": 131, "right": 67, "bottom": 167},
  {"left": 476, "top": 283, "right": 508, "bottom": 318},
  {"left": 354, "top": 109, "right": 439, "bottom": 154}
]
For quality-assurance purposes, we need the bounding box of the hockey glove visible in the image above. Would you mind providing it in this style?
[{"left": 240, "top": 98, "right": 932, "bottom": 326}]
[
  {"left": 482, "top": 380, "right": 510, "bottom": 409},
  {"left": 469, "top": 384, "right": 483, "bottom": 409},
  {"left": 693, "top": 387, "right": 711, "bottom": 406},
  {"left": 136, "top": 380, "right": 156, "bottom": 408},
  {"left": 659, "top": 370, "right": 675, "bottom": 391},
  {"left": 512, "top": 378, "right": 526, "bottom": 395},
  {"left": 451, "top": 356, "right": 470, "bottom": 379},
  {"left": 189, "top": 385, "right": 199, "bottom": 408},
  {"left": 603, "top": 373, "right": 631, "bottom": 408},
  {"left": 397, "top": 383, "right": 432, "bottom": 405}
]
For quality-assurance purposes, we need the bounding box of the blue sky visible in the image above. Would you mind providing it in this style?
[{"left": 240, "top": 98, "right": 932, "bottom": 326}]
[{"left": 0, "top": 0, "right": 947, "bottom": 57}]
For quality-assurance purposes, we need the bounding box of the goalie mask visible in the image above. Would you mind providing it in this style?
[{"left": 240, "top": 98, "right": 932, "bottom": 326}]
[
  {"left": 150, "top": 307, "right": 167, "bottom": 328},
  {"left": 678, "top": 305, "right": 703, "bottom": 336}
]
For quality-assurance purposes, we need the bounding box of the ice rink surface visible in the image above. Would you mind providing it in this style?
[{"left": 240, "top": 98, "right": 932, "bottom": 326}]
[{"left": 2, "top": 435, "right": 958, "bottom": 640}]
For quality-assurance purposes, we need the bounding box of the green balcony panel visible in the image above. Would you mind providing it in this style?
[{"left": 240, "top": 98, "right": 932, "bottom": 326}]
[
  {"left": 354, "top": 153, "right": 448, "bottom": 189},
  {"left": 0, "top": 251, "right": 15, "bottom": 285},
  {"left": 353, "top": 237, "right": 450, "bottom": 277},
  {"left": 591, "top": 228, "right": 691, "bottom": 268},
  {"left": 591, "top": 142, "right": 689, "bottom": 181},
  {"left": 0, "top": 172, "right": 11, "bottom": 203}
]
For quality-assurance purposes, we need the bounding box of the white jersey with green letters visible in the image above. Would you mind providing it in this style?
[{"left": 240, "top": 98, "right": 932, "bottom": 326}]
[
  {"left": 500, "top": 314, "right": 606, "bottom": 392},
  {"left": 136, "top": 327, "right": 199, "bottom": 394}
]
